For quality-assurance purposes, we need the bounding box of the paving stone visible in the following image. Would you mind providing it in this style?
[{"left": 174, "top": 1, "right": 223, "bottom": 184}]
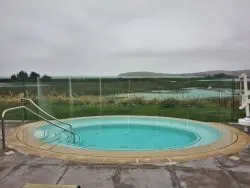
[
  {"left": 0, "top": 152, "right": 28, "bottom": 166},
  {"left": 58, "top": 166, "right": 114, "bottom": 188},
  {"left": 0, "top": 165, "right": 16, "bottom": 181},
  {"left": 176, "top": 168, "right": 238, "bottom": 188},
  {"left": 176, "top": 158, "right": 219, "bottom": 170},
  {"left": 0, "top": 164, "right": 66, "bottom": 188},
  {"left": 228, "top": 163, "right": 250, "bottom": 173},
  {"left": 229, "top": 171, "right": 250, "bottom": 188},
  {"left": 215, "top": 157, "right": 242, "bottom": 169},
  {"left": 24, "top": 156, "right": 67, "bottom": 165},
  {"left": 239, "top": 146, "right": 250, "bottom": 162},
  {"left": 120, "top": 168, "right": 172, "bottom": 188}
]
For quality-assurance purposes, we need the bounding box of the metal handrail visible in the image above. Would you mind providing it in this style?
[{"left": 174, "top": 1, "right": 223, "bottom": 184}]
[
  {"left": 21, "top": 98, "right": 73, "bottom": 131},
  {"left": 239, "top": 99, "right": 250, "bottom": 110},
  {"left": 1, "top": 106, "right": 75, "bottom": 152}
]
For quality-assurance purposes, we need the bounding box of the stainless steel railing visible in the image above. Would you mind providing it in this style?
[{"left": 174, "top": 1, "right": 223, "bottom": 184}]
[
  {"left": 21, "top": 98, "right": 73, "bottom": 131},
  {"left": 1, "top": 105, "right": 75, "bottom": 152}
]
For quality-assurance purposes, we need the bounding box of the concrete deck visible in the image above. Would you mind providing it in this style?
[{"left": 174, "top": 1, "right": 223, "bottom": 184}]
[
  {"left": 1, "top": 123, "right": 250, "bottom": 188},
  {"left": 6, "top": 118, "right": 250, "bottom": 164}
]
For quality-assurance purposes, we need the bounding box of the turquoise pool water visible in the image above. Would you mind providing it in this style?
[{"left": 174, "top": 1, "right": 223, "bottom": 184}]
[{"left": 34, "top": 116, "right": 221, "bottom": 151}]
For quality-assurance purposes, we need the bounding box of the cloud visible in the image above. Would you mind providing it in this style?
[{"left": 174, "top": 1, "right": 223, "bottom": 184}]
[{"left": 1, "top": 0, "right": 250, "bottom": 76}]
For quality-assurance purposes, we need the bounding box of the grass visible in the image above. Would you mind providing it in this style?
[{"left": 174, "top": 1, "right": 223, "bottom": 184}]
[{"left": 0, "top": 96, "right": 243, "bottom": 122}]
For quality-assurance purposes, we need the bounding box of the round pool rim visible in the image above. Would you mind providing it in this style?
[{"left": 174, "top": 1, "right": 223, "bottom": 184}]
[
  {"left": 36, "top": 117, "right": 205, "bottom": 151},
  {"left": 6, "top": 116, "right": 250, "bottom": 165}
]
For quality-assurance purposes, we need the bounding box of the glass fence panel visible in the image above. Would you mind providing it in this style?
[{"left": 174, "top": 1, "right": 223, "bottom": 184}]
[
  {"left": 0, "top": 81, "right": 29, "bottom": 120},
  {"left": 71, "top": 77, "right": 100, "bottom": 117},
  {"left": 101, "top": 78, "right": 129, "bottom": 116},
  {"left": 0, "top": 76, "right": 242, "bottom": 123}
]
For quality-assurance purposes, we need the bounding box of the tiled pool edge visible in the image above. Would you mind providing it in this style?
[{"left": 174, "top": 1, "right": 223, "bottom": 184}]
[{"left": 6, "top": 119, "right": 250, "bottom": 165}]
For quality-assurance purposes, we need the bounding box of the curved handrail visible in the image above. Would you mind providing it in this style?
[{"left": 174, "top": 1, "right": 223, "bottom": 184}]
[
  {"left": 1, "top": 106, "right": 75, "bottom": 152},
  {"left": 21, "top": 98, "right": 73, "bottom": 131},
  {"left": 2, "top": 106, "right": 74, "bottom": 134},
  {"left": 239, "top": 99, "right": 250, "bottom": 110}
]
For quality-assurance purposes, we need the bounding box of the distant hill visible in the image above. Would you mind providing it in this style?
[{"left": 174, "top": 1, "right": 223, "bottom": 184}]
[
  {"left": 118, "top": 72, "right": 172, "bottom": 77},
  {"left": 118, "top": 70, "right": 250, "bottom": 78},
  {"left": 190, "top": 70, "right": 250, "bottom": 77}
]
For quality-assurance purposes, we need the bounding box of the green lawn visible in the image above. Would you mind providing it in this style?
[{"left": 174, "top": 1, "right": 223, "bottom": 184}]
[{"left": 1, "top": 101, "right": 243, "bottom": 123}]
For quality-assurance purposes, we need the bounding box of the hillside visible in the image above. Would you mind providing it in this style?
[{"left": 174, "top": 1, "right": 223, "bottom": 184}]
[
  {"left": 118, "top": 72, "right": 171, "bottom": 77},
  {"left": 185, "top": 70, "right": 250, "bottom": 77},
  {"left": 118, "top": 70, "right": 250, "bottom": 78}
]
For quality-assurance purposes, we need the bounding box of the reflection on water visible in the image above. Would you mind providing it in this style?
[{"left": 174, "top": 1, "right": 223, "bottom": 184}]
[{"left": 110, "top": 88, "right": 235, "bottom": 100}]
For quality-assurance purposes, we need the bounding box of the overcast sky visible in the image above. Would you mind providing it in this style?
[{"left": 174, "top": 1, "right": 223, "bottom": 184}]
[{"left": 1, "top": 0, "right": 250, "bottom": 76}]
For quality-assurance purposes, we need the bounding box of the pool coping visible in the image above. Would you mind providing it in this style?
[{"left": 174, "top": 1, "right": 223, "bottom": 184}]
[{"left": 6, "top": 116, "right": 250, "bottom": 165}]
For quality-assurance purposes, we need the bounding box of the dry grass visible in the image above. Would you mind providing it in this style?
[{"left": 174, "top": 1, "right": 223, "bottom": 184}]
[{"left": 0, "top": 94, "right": 238, "bottom": 108}]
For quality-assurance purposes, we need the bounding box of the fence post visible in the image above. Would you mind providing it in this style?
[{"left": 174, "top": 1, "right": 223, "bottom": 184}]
[
  {"left": 22, "top": 78, "right": 27, "bottom": 121},
  {"left": 219, "top": 90, "right": 221, "bottom": 122},
  {"left": 1, "top": 118, "right": 6, "bottom": 152},
  {"left": 99, "top": 76, "right": 102, "bottom": 115},
  {"left": 231, "top": 77, "right": 236, "bottom": 122},
  {"left": 21, "top": 99, "right": 25, "bottom": 123}
]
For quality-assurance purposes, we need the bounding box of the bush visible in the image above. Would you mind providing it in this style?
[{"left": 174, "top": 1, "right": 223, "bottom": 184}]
[{"left": 160, "top": 99, "right": 179, "bottom": 108}]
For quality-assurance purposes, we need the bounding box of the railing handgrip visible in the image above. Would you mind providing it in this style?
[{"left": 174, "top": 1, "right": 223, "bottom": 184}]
[
  {"left": 21, "top": 98, "right": 73, "bottom": 130},
  {"left": 1, "top": 106, "right": 75, "bottom": 152}
]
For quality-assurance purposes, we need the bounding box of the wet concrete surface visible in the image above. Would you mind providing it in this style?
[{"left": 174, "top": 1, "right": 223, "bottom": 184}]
[{"left": 1, "top": 123, "right": 250, "bottom": 188}]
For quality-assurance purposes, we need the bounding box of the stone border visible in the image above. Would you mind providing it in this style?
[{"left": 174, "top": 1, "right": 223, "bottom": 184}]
[{"left": 6, "top": 116, "right": 250, "bottom": 165}]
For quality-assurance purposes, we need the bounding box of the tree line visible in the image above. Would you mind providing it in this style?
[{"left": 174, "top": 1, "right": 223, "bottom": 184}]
[{"left": 10, "top": 71, "right": 52, "bottom": 81}]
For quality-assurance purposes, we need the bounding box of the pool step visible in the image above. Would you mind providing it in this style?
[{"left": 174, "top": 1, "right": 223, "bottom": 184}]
[
  {"left": 38, "top": 130, "right": 70, "bottom": 144},
  {"left": 63, "top": 134, "right": 81, "bottom": 144},
  {"left": 34, "top": 129, "right": 83, "bottom": 148}
]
